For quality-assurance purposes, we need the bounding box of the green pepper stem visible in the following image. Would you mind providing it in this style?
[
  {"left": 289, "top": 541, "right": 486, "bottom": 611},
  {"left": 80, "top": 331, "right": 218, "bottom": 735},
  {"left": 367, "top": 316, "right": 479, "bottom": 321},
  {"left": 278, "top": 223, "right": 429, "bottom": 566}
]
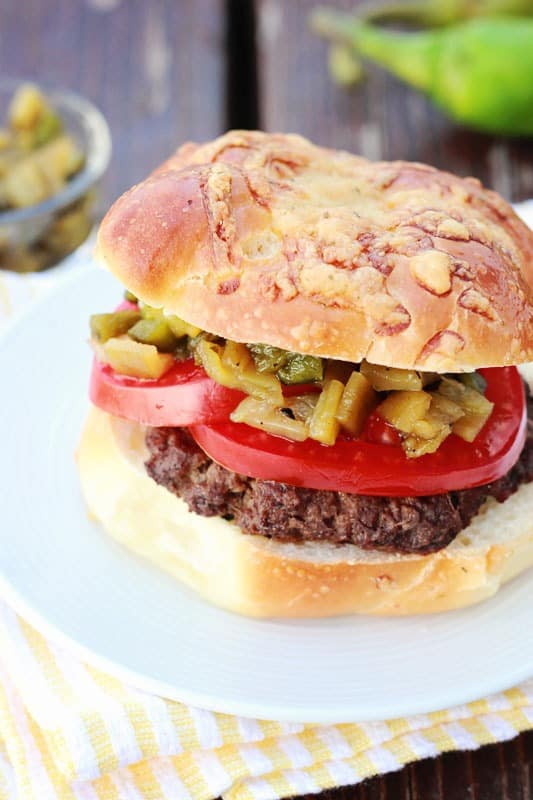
[
  {"left": 310, "top": 10, "right": 437, "bottom": 92},
  {"left": 352, "top": 25, "right": 437, "bottom": 92}
]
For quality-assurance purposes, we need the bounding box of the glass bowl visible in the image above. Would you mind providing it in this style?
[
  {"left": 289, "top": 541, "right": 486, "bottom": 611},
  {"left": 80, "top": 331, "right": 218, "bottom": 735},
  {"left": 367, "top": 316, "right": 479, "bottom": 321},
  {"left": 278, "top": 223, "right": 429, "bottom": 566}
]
[{"left": 0, "top": 79, "right": 111, "bottom": 273}]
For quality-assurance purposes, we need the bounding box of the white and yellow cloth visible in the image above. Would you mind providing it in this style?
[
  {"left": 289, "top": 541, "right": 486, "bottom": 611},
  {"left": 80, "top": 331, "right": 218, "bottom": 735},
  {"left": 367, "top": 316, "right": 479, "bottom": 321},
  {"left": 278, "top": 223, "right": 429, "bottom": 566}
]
[
  {"left": 0, "top": 208, "right": 532, "bottom": 799},
  {"left": 0, "top": 603, "right": 531, "bottom": 800}
]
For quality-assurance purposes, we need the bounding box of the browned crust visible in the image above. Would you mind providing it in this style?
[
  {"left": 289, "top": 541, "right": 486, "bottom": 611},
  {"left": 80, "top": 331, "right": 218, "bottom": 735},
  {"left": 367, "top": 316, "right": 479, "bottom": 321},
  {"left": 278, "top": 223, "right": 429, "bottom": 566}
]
[{"left": 95, "top": 131, "right": 533, "bottom": 371}]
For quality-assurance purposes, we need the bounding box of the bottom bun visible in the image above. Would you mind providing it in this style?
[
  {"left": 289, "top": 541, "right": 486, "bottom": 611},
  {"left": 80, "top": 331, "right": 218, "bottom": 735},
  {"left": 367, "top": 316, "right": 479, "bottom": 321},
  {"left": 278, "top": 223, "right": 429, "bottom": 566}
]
[{"left": 77, "top": 406, "right": 533, "bottom": 618}]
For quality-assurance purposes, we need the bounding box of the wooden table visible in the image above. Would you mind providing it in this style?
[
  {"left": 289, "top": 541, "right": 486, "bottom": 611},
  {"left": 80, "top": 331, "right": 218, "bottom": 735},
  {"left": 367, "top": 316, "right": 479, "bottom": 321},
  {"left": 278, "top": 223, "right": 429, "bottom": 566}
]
[{"left": 0, "top": 1, "right": 531, "bottom": 797}]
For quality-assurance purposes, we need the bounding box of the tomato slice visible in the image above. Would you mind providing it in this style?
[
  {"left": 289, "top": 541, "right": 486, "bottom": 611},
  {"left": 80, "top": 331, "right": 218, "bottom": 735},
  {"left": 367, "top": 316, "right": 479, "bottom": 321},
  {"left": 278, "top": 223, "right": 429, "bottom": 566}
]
[
  {"left": 90, "top": 358, "right": 245, "bottom": 426},
  {"left": 190, "top": 367, "right": 527, "bottom": 496},
  {"left": 90, "top": 299, "right": 245, "bottom": 425}
]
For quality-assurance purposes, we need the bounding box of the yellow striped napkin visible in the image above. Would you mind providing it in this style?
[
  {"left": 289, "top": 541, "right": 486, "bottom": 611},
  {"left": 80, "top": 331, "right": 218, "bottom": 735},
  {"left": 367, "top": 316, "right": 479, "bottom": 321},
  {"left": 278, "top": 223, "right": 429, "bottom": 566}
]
[
  {"left": 0, "top": 205, "right": 532, "bottom": 799},
  {"left": 0, "top": 604, "right": 531, "bottom": 800}
]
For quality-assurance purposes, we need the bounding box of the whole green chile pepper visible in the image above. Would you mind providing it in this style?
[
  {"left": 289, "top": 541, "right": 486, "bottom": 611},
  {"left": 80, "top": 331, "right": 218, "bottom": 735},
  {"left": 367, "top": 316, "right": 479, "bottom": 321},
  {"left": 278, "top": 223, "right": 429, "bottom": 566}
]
[{"left": 311, "top": 14, "right": 533, "bottom": 136}]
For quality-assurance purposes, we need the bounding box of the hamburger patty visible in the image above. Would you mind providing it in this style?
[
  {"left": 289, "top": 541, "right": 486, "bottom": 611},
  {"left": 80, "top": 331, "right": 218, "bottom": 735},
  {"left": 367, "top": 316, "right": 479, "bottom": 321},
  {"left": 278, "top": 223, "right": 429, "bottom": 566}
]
[{"left": 144, "top": 386, "right": 533, "bottom": 555}]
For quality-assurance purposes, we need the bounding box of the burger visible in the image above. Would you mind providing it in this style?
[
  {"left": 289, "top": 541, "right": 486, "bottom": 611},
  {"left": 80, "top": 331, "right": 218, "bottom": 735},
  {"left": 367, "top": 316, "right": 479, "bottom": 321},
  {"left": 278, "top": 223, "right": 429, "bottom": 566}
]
[{"left": 77, "top": 131, "right": 533, "bottom": 617}]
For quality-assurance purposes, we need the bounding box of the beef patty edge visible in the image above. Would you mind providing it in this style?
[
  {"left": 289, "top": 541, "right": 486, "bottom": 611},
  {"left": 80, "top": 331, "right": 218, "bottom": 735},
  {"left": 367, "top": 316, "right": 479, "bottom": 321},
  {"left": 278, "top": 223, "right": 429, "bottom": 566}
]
[{"left": 144, "top": 385, "right": 533, "bottom": 555}]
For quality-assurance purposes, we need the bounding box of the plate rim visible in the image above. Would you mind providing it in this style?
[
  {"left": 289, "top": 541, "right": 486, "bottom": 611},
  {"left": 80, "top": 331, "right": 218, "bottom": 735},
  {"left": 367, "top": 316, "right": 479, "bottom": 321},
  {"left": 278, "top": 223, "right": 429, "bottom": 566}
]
[{"left": 1, "top": 571, "right": 532, "bottom": 724}]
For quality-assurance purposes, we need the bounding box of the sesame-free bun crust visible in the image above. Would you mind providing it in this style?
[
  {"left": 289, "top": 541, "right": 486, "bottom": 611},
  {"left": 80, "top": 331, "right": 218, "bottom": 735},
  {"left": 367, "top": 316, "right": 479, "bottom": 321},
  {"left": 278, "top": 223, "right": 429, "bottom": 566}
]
[
  {"left": 96, "top": 131, "right": 533, "bottom": 371},
  {"left": 77, "top": 404, "right": 533, "bottom": 618}
]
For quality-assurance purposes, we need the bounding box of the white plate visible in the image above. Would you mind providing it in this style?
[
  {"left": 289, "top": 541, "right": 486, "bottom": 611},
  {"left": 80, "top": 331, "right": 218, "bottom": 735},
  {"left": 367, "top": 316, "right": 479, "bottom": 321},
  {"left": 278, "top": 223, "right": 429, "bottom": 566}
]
[{"left": 0, "top": 264, "right": 531, "bottom": 724}]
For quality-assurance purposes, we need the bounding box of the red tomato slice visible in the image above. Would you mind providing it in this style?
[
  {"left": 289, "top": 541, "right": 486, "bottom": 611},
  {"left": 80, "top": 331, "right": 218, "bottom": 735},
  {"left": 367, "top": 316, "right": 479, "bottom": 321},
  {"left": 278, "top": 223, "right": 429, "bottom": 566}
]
[
  {"left": 90, "top": 299, "right": 245, "bottom": 425},
  {"left": 90, "top": 358, "right": 245, "bottom": 426},
  {"left": 90, "top": 300, "right": 321, "bottom": 426},
  {"left": 190, "top": 367, "right": 527, "bottom": 496}
]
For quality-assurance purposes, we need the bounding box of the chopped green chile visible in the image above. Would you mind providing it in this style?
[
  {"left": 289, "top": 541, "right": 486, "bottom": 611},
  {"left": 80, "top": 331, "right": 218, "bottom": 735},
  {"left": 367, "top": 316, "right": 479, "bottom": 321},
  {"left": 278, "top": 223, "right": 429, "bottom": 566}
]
[
  {"left": 90, "top": 309, "right": 141, "bottom": 343},
  {"left": 89, "top": 297, "right": 495, "bottom": 459},
  {"left": 248, "top": 343, "right": 324, "bottom": 385},
  {"left": 33, "top": 109, "right": 62, "bottom": 147},
  {"left": 457, "top": 372, "right": 488, "bottom": 394},
  {"left": 128, "top": 318, "right": 178, "bottom": 353},
  {"left": 277, "top": 354, "right": 324, "bottom": 385},
  {"left": 247, "top": 343, "right": 291, "bottom": 374},
  {"left": 137, "top": 304, "right": 202, "bottom": 340},
  {"left": 189, "top": 332, "right": 224, "bottom": 364},
  {"left": 139, "top": 304, "right": 164, "bottom": 320}
]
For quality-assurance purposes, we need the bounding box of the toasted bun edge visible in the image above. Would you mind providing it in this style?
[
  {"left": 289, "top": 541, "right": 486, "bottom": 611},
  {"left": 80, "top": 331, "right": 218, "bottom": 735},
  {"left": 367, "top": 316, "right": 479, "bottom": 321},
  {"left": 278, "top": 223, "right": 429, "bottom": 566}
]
[
  {"left": 76, "top": 404, "right": 533, "bottom": 618},
  {"left": 95, "top": 131, "right": 533, "bottom": 371}
]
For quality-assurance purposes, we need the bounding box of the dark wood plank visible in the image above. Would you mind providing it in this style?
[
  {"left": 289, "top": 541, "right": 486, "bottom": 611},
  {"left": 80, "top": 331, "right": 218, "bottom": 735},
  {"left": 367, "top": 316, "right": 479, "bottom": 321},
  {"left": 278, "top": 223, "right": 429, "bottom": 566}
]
[
  {"left": 281, "top": 731, "right": 533, "bottom": 800},
  {"left": 407, "top": 756, "right": 442, "bottom": 800},
  {"left": 0, "top": 0, "right": 227, "bottom": 208},
  {"left": 255, "top": 0, "right": 533, "bottom": 201}
]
